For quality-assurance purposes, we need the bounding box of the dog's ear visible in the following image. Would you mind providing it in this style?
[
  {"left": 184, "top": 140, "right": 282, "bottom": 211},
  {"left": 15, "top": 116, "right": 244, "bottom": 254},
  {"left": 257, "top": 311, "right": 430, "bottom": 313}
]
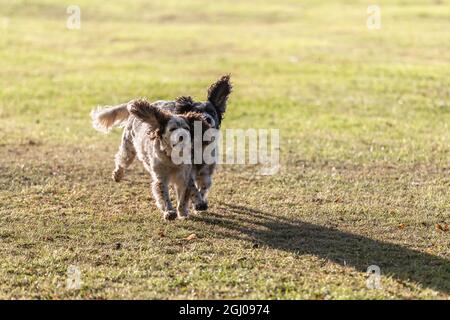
[
  {"left": 175, "top": 96, "right": 195, "bottom": 114},
  {"left": 184, "top": 112, "right": 212, "bottom": 148},
  {"left": 207, "top": 74, "right": 232, "bottom": 123},
  {"left": 184, "top": 111, "right": 211, "bottom": 133},
  {"left": 128, "top": 99, "right": 170, "bottom": 135}
]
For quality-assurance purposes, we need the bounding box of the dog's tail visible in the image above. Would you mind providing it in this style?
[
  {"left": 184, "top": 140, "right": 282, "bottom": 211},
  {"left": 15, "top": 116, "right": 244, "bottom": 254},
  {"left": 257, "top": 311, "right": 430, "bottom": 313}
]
[{"left": 91, "top": 103, "right": 130, "bottom": 133}]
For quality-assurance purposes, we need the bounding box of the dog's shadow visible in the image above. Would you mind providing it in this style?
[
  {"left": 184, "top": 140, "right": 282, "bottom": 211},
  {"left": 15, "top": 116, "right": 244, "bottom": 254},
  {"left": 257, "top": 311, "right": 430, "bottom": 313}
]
[{"left": 193, "top": 202, "right": 450, "bottom": 296}]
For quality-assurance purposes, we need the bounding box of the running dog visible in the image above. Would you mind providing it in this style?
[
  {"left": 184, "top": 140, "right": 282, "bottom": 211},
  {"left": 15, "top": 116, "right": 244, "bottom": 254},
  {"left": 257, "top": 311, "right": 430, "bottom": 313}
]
[
  {"left": 155, "top": 75, "right": 232, "bottom": 210},
  {"left": 91, "top": 98, "right": 208, "bottom": 220},
  {"left": 92, "top": 75, "right": 232, "bottom": 212}
]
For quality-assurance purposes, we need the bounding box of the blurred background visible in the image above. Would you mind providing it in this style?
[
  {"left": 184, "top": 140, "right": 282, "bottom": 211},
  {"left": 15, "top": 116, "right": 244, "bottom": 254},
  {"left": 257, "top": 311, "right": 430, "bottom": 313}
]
[{"left": 1, "top": 0, "right": 448, "bottom": 163}]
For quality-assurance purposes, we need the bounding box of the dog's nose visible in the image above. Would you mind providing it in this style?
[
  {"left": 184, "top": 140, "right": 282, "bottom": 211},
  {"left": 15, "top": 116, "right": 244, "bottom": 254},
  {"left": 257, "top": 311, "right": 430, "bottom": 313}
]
[{"left": 195, "top": 202, "right": 208, "bottom": 211}]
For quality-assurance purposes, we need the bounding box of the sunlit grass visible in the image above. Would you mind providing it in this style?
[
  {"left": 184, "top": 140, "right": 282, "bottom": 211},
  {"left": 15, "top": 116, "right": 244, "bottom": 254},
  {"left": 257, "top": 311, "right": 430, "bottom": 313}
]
[{"left": 0, "top": 0, "right": 448, "bottom": 299}]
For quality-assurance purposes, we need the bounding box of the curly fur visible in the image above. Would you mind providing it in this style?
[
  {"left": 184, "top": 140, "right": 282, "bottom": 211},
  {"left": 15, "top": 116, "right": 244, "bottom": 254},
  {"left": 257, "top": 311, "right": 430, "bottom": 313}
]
[
  {"left": 175, "top": 96, "right": 196, "bottom": 114},
  {"left": 91, "top": 74, "right": 232, "bottom": 215},
  {"left": 207, "top": 74, "right": 232, "bottom": 124},
  {"left": 92, "top": 98, "right": 202, "bottom": 220},
  {"left": 128, "top": 98, "right": 171, "bottom": 138}
]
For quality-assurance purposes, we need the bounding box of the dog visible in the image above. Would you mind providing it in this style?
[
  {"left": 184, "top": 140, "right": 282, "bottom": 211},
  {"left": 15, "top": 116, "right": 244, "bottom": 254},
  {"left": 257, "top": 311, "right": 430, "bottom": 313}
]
[
  {"left": 91, "top": 75, "right": 232, "bottom": 214},
  {"left": 153, "top": 75, "right": 233, "bottom": 210},
  {"left": 91, "top": 98, "right": 209, "bottom": 220}
]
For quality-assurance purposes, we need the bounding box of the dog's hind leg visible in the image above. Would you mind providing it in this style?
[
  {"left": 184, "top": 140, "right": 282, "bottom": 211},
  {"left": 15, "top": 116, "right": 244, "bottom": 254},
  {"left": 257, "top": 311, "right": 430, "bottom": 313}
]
[{"left": 112, "top": 129, "right": 136, "bottom": 182}]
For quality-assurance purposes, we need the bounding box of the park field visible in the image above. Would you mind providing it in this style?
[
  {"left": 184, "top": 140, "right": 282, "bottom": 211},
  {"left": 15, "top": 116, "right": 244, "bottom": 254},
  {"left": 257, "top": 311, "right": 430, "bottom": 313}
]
[{"left": 0, "top": 0, "right": 449, "bottom": 299}]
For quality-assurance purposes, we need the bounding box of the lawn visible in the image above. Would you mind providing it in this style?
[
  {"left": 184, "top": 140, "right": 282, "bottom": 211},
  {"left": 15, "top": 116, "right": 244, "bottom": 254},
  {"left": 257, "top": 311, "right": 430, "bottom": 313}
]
[{"left": 0, "top": 0, "right": 449, "bottom": 299}]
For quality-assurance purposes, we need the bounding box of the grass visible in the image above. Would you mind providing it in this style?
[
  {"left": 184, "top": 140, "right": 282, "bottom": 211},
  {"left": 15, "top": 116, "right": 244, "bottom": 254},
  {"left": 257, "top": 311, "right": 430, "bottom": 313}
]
[{"left": 0, "top": 0, "right": 449, "bottom": 299}]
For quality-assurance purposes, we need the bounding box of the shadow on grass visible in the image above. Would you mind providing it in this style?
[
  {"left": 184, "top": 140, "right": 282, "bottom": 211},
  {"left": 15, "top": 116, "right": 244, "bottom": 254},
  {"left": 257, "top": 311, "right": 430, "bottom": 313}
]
[{"left": 195, "top": 202, "right": 450, "bottom": 296}]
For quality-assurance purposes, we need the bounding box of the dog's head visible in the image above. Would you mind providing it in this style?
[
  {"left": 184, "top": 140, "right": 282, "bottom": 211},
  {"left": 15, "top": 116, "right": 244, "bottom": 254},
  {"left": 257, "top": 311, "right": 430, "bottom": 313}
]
[
  {"left": 129, "top": 99, "right": 191, "bottom": 150},
  {"left": 129, "top": 99, "right": 210, "bottom": 155},
  {"left": 174, "top": 74, "right": 232, "bottom": 128}
]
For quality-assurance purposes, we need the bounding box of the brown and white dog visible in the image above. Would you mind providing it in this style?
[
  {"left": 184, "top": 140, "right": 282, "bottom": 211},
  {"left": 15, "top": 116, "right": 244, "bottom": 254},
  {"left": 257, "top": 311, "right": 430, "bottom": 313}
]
[
  {"left": 91, "top": 99, "right": 209, "bottom": 220},
  {"left": 91, "top": 75, "right": 232, "bottom": 219}
]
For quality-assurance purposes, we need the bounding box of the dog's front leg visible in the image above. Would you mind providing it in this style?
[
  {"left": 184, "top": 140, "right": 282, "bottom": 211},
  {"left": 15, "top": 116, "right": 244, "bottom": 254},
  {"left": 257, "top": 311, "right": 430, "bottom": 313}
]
[
  {"left": 151, "top": 179, "right": 176, "bottom": 220},
  {"left": 191, "top": 164, "right": 215, "bottom": 211},
  {"left": 173, "top": 174, "right": 194, "bottom": 219},
  {"left": 195, "top": 173, "right": 212, "bottom": 209}
]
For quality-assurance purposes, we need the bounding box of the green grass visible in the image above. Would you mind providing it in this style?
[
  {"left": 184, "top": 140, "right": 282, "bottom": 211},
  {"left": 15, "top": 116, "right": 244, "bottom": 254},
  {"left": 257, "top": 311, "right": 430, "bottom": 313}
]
[{"left": 0, "top": 0, "right": 449, "bottom": 299}]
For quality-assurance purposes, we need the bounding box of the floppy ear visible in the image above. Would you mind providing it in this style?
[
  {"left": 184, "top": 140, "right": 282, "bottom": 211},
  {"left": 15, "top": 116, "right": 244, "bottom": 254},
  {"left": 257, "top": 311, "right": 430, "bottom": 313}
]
[
  {"left": 207, "top": 74, "right": 232, "bottom": 124},
  {"left": 175, "top": 96, "right": 195, "bottom": 114},
  {"left": 183, "top": 112, "right": 212, "bottom": 150},
  {"left": 184, "top": 111, "right": 211, "bottom": 134},
  {"left": 128, "top": 99, "right": 170, "bottom": 135}
]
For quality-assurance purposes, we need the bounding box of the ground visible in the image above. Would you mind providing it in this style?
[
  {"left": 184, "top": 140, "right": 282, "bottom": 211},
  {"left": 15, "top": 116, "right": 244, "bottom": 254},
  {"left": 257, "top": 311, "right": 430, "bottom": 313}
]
[{"left": 0, "top": 0, "right": 449, "bottom": 299}]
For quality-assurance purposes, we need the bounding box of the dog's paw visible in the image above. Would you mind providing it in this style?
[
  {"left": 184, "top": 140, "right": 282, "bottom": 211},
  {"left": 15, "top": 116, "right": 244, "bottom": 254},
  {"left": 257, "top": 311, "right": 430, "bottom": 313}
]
[
  {"left": 163, "top": 210, "right": 177, "bottom": 221},
  {"left": 194, "top": 201, "right": 208, "bottom": 211},
  {"left": 176, "top": 208, "right": 190, "bottom": 219},
  {"left": 112, "top": 168, "right": 124, "bottom": 182}
]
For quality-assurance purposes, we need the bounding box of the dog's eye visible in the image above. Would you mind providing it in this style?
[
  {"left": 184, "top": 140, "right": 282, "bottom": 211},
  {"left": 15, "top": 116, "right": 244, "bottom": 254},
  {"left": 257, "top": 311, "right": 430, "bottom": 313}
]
[{"left": 205, "top": 116, "right": 215, "bottom": 127}]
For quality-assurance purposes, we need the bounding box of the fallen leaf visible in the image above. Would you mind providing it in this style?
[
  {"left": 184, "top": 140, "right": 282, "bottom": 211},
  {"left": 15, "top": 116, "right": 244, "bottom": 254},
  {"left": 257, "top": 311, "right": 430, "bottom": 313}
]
[
  {"left": 436, "top": 224, "right": 448, "bottom": 232},
  {"left": 185, "top": 234, "right": 197, "bottom": 241},
  {"left": 398, "top": 223, "right": 406, "bottom": 230},
  {"left": 158, "top": 230, "right": 165, "bottom": 238}
]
